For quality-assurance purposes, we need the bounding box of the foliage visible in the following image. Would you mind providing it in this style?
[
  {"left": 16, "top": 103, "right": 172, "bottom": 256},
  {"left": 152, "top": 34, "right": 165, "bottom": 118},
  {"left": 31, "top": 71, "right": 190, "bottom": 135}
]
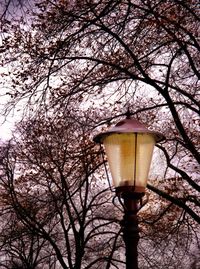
[
  {"left": 0, "top": 112, "right": 125, "bottom": 268},
  {"left": 0, "top": 0, "right": 199, "bottom": 268}
]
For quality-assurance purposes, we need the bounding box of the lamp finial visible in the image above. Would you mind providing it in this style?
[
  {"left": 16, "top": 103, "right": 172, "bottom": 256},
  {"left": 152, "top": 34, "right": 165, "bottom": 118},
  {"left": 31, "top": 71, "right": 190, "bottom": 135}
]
[{"left": 125, "top": 108, "right": 131, "bottom": 119}]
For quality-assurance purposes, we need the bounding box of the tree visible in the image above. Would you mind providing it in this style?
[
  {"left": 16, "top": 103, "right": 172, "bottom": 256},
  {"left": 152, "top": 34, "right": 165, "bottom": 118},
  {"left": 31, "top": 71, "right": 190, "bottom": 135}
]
[
  {"left": 0, "top": 214, "right": 52, "bottom": 269},
  {"left": 0, "top": 112, "right": 125, "bottom": 269},
  {"left": 2, "top": 0, "right": 199, "bottom": 221},
  {"left": 0, "top": 109, "right": 199, "bottom": 268},
  {"left": 0, "top": 0, "right": 199, "bottom": 267}
]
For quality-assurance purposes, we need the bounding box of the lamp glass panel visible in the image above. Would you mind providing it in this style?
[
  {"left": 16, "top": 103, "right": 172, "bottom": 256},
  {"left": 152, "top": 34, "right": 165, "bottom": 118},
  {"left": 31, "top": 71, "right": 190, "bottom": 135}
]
[{"left": 103, "top": 133, "right": 155, "bottom": 192}]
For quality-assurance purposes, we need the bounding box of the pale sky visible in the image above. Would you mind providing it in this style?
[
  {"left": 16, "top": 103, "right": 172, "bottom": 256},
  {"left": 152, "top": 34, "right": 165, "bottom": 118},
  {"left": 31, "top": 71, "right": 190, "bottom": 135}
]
[{"left": 0, "top": 117, "right": 15, "bottom": 140}]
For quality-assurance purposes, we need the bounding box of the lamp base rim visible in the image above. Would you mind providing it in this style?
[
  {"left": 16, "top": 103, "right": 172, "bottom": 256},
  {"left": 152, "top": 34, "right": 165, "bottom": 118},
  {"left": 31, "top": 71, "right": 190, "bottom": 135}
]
[{"left": 116, "top": 186, "right": 145, "bottom": 200}]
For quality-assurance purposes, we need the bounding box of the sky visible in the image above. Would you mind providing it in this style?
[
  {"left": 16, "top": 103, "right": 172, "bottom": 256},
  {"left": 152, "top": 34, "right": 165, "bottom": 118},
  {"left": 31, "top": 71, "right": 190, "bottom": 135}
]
[{"left": 0, "top": 119, "right": 13, "bottom": 140}]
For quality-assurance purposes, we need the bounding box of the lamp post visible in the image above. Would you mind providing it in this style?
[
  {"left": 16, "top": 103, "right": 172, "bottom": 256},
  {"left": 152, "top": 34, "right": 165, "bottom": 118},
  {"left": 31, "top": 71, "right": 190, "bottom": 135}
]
[{"left": 93, "top": 115, "right": 165, "bottom": 269}]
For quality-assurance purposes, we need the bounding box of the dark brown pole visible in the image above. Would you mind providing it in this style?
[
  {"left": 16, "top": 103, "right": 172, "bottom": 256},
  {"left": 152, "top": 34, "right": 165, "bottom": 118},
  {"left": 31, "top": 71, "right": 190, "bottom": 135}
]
[{"left": 120, "top": 193, "right": 141, "bottom": 269}]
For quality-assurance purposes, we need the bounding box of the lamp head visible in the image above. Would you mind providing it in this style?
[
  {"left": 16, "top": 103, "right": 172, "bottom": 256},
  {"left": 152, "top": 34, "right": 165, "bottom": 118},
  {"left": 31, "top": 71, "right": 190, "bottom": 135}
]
[{"left": 93, "top": 117, "right": 165, "bottom": 195}]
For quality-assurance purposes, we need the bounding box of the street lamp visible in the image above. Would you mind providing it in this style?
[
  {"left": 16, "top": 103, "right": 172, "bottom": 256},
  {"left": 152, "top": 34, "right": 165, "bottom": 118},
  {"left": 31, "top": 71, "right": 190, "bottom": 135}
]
[{"left": 93, "top": 115, "right": 165, "bottom": 269}]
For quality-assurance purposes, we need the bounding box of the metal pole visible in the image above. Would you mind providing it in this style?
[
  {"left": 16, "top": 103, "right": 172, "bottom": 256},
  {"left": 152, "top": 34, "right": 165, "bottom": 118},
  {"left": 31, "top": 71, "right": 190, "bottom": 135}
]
[{"left": 121, "top": 196, "right": 140, "bottom": 269}]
